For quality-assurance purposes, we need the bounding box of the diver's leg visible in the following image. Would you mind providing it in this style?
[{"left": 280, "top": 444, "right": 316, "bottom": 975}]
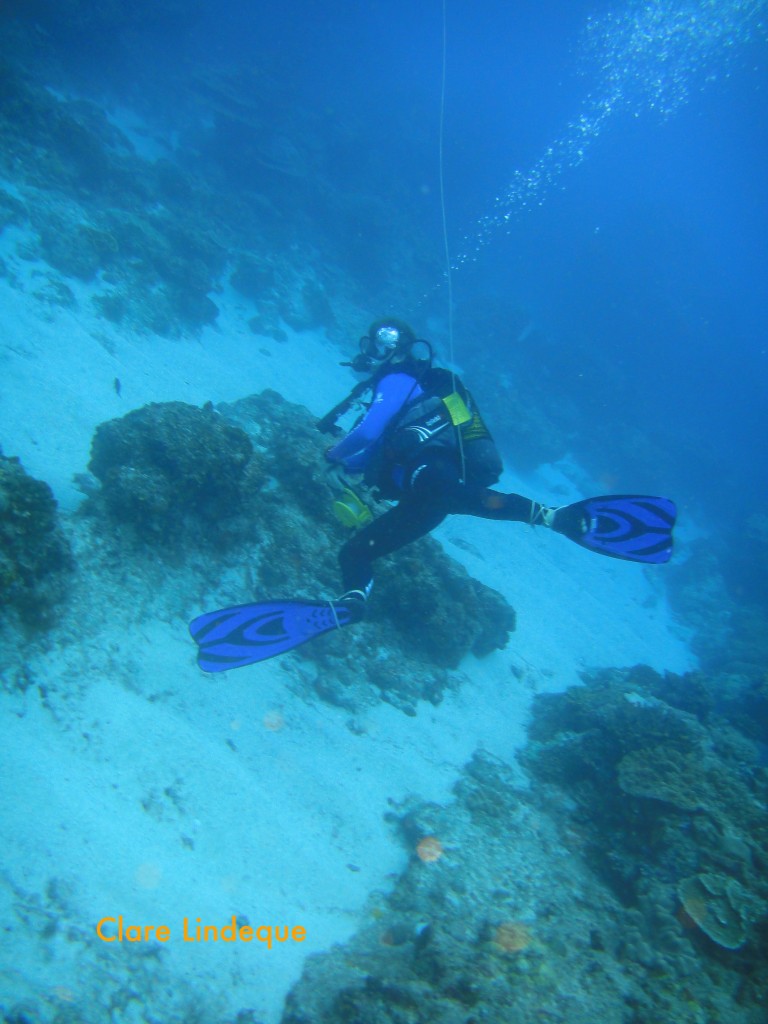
[
  {"left": 337, "top": 452, "right": 556, "bottom": 615},
  {"left": 339, "top": 491, "right": 450, "bottom": 594},
  {"left": 437, "top": 460, "right": 585, "bottom": 535},
  {"left": 340, "top": 452, "right": 545, "bottom": 592},
  {"left": 458, "top": 488, "right": 544, "bottom": 523},
  {"left": 404, "top": 450, "right": 545, "bottom": 523}
]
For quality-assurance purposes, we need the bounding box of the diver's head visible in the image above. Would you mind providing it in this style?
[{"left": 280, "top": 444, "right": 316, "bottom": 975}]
[
  {"left": 350, "top": 318, "right": 432, "bottom": 374},
  {"left": 364, "top": 319, "right": 417, "bottom": 360}
]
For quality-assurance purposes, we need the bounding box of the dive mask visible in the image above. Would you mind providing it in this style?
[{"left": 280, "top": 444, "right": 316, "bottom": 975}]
[{"left": 359, "top": 325, "right": 402, "bottom": 362}]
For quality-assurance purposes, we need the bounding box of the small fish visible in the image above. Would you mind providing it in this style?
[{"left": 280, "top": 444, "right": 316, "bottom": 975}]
[{"left": 113, "top": 377, "right": 122, "bottom": 397}]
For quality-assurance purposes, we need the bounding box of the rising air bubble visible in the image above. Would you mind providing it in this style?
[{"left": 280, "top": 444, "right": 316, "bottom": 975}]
[{"left": 455, "top": 0, "right": 768, "bottom": 266}]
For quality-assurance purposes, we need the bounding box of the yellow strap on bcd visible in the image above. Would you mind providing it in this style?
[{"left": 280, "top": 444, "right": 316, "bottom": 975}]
[{"left": 442, "top": 391, "right": 472, "bottom": 426}]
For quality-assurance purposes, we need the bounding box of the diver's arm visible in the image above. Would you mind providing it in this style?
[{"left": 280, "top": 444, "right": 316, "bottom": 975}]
[{"left": 326, "top": 373, "right": 422, "bottom": 465}]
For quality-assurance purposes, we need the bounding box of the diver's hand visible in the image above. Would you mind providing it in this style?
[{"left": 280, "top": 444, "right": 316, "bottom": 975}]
[{"left": 325, "top": 459, "right": 352, "bottom": 491}]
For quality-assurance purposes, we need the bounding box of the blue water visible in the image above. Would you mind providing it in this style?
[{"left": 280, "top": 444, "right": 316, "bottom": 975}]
[
  {"left": 9, "top": 0, "right": 763, "bottom": 590},
  {"left": 136, "top": 0, "right": 767, "bottom": 536},
  {"left": 1, "top": 1, "right": 763, "bottom": 598},
  {"left": 3, "top": 2, "right": 768, "bottom": 1019}
]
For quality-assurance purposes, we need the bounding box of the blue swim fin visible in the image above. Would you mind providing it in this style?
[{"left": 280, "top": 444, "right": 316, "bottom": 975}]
[
  {"left": 553, "top": 494, "right": 676, "bottom": 564},
  {"left": 189, "top": 599, "right": 358, "bottom": 672}
]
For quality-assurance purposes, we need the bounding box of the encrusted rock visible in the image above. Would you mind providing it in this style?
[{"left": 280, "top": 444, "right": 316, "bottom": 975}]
[
  {"left": 677, "top": 873, "right": 764, "bottom": 950},
  {"left": 88, "top": 401, "right": 259, "bottom": 543},
  {"left": 523, "top": 666, "right": 768, "bottom": 970},
  {"left": 281, "top": 752, "right": 654, "bottom": 1024},
  {"left": 0, "top": 450, "right": 72, "bottom": 622},
  {"left": 617, "top": 746, "right": 709, "bottom": 811}
]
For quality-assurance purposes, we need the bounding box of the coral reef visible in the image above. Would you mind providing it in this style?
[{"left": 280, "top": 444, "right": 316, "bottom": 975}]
[
  {"left": 0, "top": 65, "right": 230, "bottom": 334},
  {"left": 87, "top": 401, "right": 259, "bottom": 545},
  {"left": 0, "top": 54, "right": 427, "bottom": 338},
  {"left": 521, "top": 667, "right": 768, "bottom": 979},
  {"left": 0, "top": 449, "right": 72, "bottom": 624},
  {"left": 230, "top": 252, "right": 339, "bottom": 340},
  {"left": 374, "top": 544, "right": 515, "bottom": 668},
  {"left": 677, "top": 873, "right": 762, "bottom": 951},
  {"left": 281, "top": 748, "right": 767, "bottom": 1024}
]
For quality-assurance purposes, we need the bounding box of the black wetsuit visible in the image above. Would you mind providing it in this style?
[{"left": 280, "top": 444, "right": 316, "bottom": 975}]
[{"left": 326, "top": 366, "right": 541, "bottom": 593}]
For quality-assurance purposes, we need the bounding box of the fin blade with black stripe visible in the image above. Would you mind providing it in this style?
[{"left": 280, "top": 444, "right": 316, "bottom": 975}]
[
  {"left": 556, "top": 494, "right": 676, "bottom": 563},
  {"left": 189, "top": 599, "right": 355, "bottom": 672}
]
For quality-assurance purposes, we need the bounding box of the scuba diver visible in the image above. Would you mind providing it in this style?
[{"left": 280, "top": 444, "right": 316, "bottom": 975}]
[
  {"left": 321, "top": 318, "right": 588, "bottom": 621},
  {"left": 189, "top": 319, "right": 677, "bottom": 672}
]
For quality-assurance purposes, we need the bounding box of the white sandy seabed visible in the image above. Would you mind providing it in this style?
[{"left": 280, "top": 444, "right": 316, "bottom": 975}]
[{"left": 0, "top": 232, "right": 696, "bottom": 1021}]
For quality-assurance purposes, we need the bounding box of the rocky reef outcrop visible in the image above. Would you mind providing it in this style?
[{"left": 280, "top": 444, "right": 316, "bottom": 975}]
[
  {"left": 522, "top": 667, "right": 768, "bottom": 968},
  {"left": 87, "top": 401, "right": 260, "bottom": 545},
  {"left": 0, "top": 449, "right": 72, "bottom": 624},
  {"left": 281, "top": 735, "right": 767, "bottom": 1024},
  {"left": 0, "top": 56, "right": 424, "bottom": 339},
  {"left": 279, "top": 667, "right": 768, "bottom": 1024},
  {"left": 83, "top": 390, "right": 516, "bottom": 712}
]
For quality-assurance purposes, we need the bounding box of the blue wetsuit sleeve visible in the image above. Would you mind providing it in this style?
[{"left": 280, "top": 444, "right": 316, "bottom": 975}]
[{"left": 327, "top": 373, "right": 422, "bottom": 470}]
